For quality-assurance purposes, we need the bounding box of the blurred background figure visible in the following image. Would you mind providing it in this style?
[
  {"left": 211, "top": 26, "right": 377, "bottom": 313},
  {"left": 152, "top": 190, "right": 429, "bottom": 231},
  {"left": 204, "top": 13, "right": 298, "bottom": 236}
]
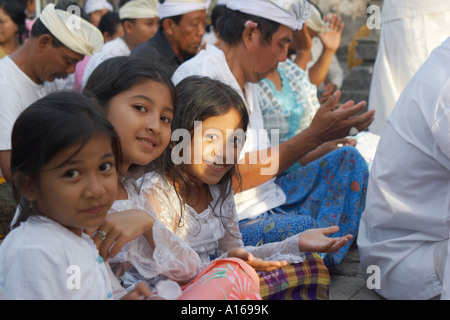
[{"left": 0, "top": 0, "right": 28, "bottom": 58}]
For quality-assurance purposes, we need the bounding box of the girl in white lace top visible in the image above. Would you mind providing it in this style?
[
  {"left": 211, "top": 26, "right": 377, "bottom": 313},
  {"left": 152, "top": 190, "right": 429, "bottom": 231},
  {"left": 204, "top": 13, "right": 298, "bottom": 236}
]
[
  {"left": 141, "top": 76, "right": 353, "bottom": 274},
  {"left": 83, "top": 57, "right": 261, "bottom": 300}
]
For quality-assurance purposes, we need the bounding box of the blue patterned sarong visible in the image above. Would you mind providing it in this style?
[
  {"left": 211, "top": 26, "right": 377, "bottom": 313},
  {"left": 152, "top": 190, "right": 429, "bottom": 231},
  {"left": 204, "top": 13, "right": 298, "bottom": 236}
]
[{"left": 239, "top": 146, "right": 369, "bottom": 269}]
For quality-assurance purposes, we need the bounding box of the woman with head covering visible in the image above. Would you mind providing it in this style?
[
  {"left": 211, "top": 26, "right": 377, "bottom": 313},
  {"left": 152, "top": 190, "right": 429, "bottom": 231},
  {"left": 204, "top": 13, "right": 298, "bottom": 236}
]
[{"left": 83, "top": 0, "right": 114, "bottom": 26}]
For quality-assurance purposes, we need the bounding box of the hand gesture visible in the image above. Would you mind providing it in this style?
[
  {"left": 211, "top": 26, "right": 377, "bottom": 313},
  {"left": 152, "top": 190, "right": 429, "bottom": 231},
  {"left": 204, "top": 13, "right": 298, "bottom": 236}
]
[
  {"left": 298, "top": 226, "right": 352, "bottom": 253},
  {"left": 306, "top": 90, "right": 374, "bottom": 144},
  {"left": 120, "top": 282, "right": 161, "bottom": 300},
  {"left": 93, "top": 209, "right": 155, "bottom": 260},
  {"left": 227, "top": 248, "right": 288, "bottom": 272},
  {"left": 318, "top": 14, "right": 344, "bottom": 53}
]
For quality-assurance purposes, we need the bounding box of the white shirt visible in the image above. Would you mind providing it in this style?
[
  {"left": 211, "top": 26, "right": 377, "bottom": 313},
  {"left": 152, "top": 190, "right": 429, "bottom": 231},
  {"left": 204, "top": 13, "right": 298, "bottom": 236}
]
[
  {"left": 0, "top": 56, "right": 47, "bottom": 151},
  {"left": 172, "top": 44, "right": 286, "bottom": 220},
  {"left": 0, "top": 217, "right": 116, "bottom": 299},
  {"left": 82, "top": 37, "right": 131, "bottom": 87},
  {"left": 358, "top": 37, "right": 450, "bottom": 300}
]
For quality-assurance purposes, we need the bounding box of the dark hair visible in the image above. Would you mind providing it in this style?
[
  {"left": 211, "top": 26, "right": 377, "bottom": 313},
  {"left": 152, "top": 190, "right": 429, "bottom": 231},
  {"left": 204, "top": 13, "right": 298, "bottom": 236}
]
[
  {"left": 11, "top": 91, "right": 121, "bottom": 228},
  {"left": 161, "top": 76, "right": 249, "bottom": 230},
  {"left": 98, "top": 11, "right": 121, "bottom": 37},
  {"left": 82, "top": 55, "right": 176, "bottom": 176},
  {"left": 216, "top": 8, "right": 280, "bottom": 46},
  {"left": 30, "top": 0, "right": 91, "bottom": 47},
  {"left": 0, "top": 0, "right": 28, "bottom": 44}
]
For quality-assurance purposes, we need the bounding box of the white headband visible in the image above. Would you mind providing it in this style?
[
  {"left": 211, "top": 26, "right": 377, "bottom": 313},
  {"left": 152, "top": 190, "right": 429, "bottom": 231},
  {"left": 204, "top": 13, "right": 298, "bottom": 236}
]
[
  {"left": 119, "top": 0, "right": 159, "bottom": 19},
  {"left": 39, "top": 3, "right": 104, "bottom": 56},
  {"left": 307, "top": 3, "right": 327, "bottom": 33},
  {"left": 84, "top": 0, "right": 113, "bottom": 14},
  {"left": 226, "top": 0, "right": 310, "bottom": 31},
  {"left": 158, "top": 1, "right": 207, "bottom": 20}
]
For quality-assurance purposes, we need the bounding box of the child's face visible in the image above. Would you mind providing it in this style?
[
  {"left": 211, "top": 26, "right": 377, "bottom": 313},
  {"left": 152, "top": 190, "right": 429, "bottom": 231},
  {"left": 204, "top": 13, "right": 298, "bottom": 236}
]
[
  {"left": 184, "top": 107, "right": 245, "bottom": 185},
  {"left": 27, "top": 134, "right": 118, "bottom": 236},
  {"left": 106, "top": 79, "right": 174, "bottom": 173}
]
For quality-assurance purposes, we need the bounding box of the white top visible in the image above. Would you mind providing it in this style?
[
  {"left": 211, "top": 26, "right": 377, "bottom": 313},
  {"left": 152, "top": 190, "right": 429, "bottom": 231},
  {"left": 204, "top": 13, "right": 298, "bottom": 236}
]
[
  {"left": 140, "top": 172, "right": 305, "bottom": 268},
  {"left": 172, "top": 44, "right": 286, "bottom": 220},
  {"left": 82, "top": 37, "right": 131, "bottom": 87},
  {"left": 110, "top": 178, "right": 201, "bottom": 285},
  {"left": 0, "top": 56, "right": 47, "bottom": 151},
  {"left": 357, "top": 37, "right": 450, "bottom": 300},
  {"left": 0, "top": 217, "right": 118, "bottom": 300}
]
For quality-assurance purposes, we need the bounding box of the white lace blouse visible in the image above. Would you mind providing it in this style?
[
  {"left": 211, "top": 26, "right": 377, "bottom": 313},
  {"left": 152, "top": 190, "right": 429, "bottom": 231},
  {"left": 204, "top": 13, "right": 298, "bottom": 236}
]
[
  {"left": 109, "top": 178, "right": 201, "bottom": 285},
  {"left": 139, "top": 172, "right": 306, "bottom": 267}
]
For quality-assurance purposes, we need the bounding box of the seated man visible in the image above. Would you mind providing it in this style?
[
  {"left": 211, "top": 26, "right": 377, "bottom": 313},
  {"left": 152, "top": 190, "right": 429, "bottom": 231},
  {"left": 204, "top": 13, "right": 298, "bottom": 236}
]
[
  {"left": 358, "top": 37, "right": 450, "bottom": 300},
  {"left": 131, "top": 0, "right": 207, "bottom": 76},
  {"left": 82, "top": 0, "right": 159, "bottom": 85},
  {"left": 0, "top": 0, "right": 103, "bottom": 181}
]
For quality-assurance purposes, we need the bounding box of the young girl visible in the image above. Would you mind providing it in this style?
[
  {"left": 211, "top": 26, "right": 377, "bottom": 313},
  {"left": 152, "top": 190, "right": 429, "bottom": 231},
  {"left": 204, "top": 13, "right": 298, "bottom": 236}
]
[
  {"left": 140, "top": 76, "right": 353, "bottom": 299},
  {"left": 83, "top": 56, "right": 261, "bottom": 300},
  {"left": 0, "top": 91, "right": 151, "bottom": 300}
]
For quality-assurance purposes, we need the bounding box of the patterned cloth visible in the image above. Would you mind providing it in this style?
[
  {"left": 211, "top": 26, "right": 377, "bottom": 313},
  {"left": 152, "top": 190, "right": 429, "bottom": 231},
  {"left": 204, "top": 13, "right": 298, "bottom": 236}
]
[
  {"left": 258, "top": 252, "right": 329, "bottom": 300},
  {"left": 240, "top": 146, "right": 369, "bottom": 269}
]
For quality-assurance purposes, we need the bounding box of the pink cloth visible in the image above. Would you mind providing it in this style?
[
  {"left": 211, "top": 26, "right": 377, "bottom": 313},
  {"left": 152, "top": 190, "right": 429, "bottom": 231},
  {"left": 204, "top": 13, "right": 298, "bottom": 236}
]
[
  {"left": 73, "top": 56, "right": 90, "bottom": 92},
  {"left": 179, "top": 258, "right": 261, "bottom": 300}
]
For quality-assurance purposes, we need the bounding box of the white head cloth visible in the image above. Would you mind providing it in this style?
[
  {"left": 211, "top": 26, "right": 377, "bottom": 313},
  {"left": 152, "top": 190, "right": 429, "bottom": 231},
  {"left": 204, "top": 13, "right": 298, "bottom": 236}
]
[
  {"left": 39, "top": 3, "right": 104, "bottom": 56},
  {"left": 306, "top": 2, "right": 327, "bottom": 33},
  {"left": 226, "top": 0, "right": 310, "bottom": 31},
  {"left": 119, "top": 0, "right": 159, "bottom": 19},
  {"left": 84, "top": 0, "right": 113, "bottom": 14},
  {"left": 158, "top": 0, "right": 208, "bottom": 20}
]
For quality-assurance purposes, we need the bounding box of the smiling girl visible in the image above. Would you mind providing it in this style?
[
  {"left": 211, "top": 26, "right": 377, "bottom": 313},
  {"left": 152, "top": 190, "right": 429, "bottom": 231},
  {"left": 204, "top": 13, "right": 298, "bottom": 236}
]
[
  {"left": 83, "top": 56, "right": 261, "bottom": 300},
  {"left": 0, "top": 91, "right": 151, "bottom": 299},
  {"left": 140, "top": 76, "right": 352, "bottom": 299}
]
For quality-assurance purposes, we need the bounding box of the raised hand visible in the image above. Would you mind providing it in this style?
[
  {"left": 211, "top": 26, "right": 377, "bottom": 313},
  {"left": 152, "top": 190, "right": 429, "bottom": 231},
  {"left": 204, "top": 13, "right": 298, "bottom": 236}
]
[{"left": 298, "top": 226, "right": 353, "bottom": 253}]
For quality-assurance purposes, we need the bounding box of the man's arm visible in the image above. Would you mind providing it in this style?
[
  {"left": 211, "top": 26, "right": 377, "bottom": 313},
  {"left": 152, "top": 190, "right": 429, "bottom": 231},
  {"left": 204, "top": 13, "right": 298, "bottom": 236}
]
[{"left": 233, "top": 91, "right": 374, "bottom": 192}]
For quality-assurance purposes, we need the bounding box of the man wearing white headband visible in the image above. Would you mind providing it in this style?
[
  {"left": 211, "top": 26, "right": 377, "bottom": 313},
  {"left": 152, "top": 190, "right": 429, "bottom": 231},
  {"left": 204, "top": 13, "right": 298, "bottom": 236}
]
[
  {"left": 172, "top": 0, "right": 375, "bottom": 298},
  {"left": 132, "top": 0, "right": 208, "bottom": 76},
  {"left": 0, "top": 1, "right": 103, "bottom": 182},
  {"left": 82, "top": 0, "right": 159, "bottom": 86},
  {"left": 84, "top": 0, "right": 113, "bottom": 26}
]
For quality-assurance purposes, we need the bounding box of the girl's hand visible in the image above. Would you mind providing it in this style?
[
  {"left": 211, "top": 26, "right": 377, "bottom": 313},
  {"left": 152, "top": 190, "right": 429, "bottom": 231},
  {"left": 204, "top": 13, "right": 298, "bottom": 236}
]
[
  {"left": 227, "top": 248, "right": 287, "bottom": 272},
  {"left": 298, "top": 226, "right": 352, "bottom": 253},
  {"left": 93, "top": 209, "right": 155, "bottom": 260},
  {"left": 120, "top": 282, "right": 158, "bottom": 300},
  {"left": 300, "top": 138, "right": 356, "bottom": 165}
]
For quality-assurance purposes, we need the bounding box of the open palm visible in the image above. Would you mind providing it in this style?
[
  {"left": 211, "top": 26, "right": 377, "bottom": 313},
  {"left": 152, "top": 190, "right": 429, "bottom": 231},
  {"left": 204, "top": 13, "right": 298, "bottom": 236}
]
[{"left": 298, "top": 226, "right": 352, "bottom": 253}]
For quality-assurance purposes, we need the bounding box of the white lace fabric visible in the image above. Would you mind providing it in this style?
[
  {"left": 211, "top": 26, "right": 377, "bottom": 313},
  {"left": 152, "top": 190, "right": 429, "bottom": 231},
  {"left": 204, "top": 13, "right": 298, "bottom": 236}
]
[
  {"left": 109, "top": 178, "right": 201, "bottom": 285},
  {"left": 139, "top": 173, "right": 306, "bottom": 267}
]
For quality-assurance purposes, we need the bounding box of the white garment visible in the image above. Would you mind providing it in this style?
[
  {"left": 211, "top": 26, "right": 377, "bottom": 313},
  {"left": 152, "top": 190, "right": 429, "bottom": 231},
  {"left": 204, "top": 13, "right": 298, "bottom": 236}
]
[
  {"left": 82, "top": 37, "right": 131, "bottom": 87},
  {"left": 357, "top": 37, "right": 450, "bottom": 300},
  {"left": 368, "top": 0, "right": 450, "bottom": 135},
  {"left": 140, "top": 172, "right": 305, "bottom": 268},
  {"left": 172, "top": 44, "right": 286, "bottom": 221},
  {"left": 0, "top": 217, "right": 119, "bottom": 299},
  {"left": 110, "top": 178, "right": 201, "bottom": 285},
  {"left": 306, "top": 37, "right": 344, "bottom": 89},
  {"left": 0, "top": 56, "right": 47, "bottom": 151}
]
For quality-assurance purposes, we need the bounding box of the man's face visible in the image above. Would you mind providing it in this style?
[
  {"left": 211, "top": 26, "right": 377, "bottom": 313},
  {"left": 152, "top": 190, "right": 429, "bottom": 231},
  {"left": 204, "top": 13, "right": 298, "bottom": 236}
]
[
  {"left": 37, "top": 35, "right": 84, "bottom": 83},
  {"left": 245, "top": 24, "right": 293, "bottom": 83},
  {"left": 169, "top": 10, "right": 207, "bottom": 57}
]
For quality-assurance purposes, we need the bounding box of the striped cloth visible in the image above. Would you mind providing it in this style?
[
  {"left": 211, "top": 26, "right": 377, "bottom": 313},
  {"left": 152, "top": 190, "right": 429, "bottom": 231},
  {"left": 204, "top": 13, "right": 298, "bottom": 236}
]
[{"left": 257, "top": 252, "right": 329, "bottom": 300}]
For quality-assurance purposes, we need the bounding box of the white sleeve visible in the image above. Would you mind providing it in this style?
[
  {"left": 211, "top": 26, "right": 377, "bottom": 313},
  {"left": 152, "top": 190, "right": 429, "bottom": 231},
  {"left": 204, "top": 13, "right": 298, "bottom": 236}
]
[
  {"left": 125, "top": 176, "right": 202, "bottom": 284},
  {"left": 0, "top": 85, "right": 23, "bottom": 150}
]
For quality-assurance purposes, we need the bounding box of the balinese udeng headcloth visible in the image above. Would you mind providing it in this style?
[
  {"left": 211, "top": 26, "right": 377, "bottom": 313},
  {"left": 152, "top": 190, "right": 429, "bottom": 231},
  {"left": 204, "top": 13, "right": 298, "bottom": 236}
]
[
  {"left": 39, "top": 3, "right": 104, "bottom": 56},
  {"left": 158, "top": 0, "right": 208, "bottom": 20},
  {"left": 226, "top": 0, "right": 311, "bottom": 31}
]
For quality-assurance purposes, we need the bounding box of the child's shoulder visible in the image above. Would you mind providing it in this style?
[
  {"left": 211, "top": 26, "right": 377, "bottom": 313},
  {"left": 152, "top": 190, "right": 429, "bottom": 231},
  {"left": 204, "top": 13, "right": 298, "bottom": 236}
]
[{"left": 1, "top": 217, "right": 77, "bottom": 255}]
